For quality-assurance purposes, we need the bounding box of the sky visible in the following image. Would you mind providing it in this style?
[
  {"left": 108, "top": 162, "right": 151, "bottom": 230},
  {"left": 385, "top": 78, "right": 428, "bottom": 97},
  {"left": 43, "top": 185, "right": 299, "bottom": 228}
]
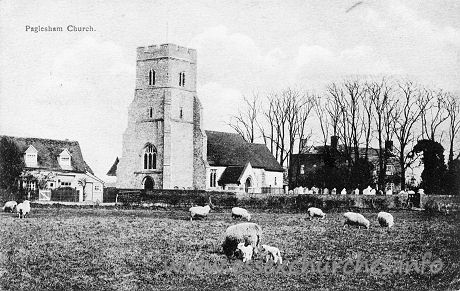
[{"left": 0, "top": 0, "right": 459, "bottom": 181}]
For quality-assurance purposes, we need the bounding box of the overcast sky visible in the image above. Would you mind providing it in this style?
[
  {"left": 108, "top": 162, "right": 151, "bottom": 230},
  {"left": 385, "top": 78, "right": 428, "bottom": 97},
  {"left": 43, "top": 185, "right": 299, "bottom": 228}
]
[{"left": 1, "top": 0, "right": 459, "bottom": 180}]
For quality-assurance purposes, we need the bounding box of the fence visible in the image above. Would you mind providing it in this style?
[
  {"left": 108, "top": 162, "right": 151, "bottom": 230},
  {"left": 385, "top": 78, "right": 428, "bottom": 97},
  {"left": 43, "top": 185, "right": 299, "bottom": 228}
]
[{"left": 51, "top": 187, "right": 79, "bottom": 202}]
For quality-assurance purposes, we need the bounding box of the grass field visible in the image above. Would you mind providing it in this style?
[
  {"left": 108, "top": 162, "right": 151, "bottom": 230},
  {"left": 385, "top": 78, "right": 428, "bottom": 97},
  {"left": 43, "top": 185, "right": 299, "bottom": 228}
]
[{"left": 0, "top": 207, "right": 459, "bottom": 290}]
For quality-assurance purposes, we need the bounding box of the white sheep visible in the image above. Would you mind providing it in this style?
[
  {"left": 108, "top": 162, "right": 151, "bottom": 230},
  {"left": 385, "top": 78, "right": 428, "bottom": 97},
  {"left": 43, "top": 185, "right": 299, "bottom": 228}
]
[
  {"left": 261, "top": 244, "right": 282, "bottom": 264},
  {"left": 17, "top": 200, "right": 31, "bottom": 219},
  {"left": 237, "top": 242, "right": 253, "bottom": 263},
  {"left": 377, "top": 211, "right": 394, "bottom": 228},
  {"left": 232, "top": 207, "right": 251, "bottom": 221},
  {"left": 343, "top": 212, "right": 370, "bottom": 229},
  {"left": 341, "top": 188, "right": 347, "bottom": 195},
  {"left": 222, "top": 222, "right": 262, "bottom": 258},
  {"left": 307, "top": 207, "right": 326, "bottom": 220},
  {"left": 2, "top": 201, "right": 17, "bottom": 212},
  {"left": 189, "top": 197, "right": 213, "bottom": 221}
]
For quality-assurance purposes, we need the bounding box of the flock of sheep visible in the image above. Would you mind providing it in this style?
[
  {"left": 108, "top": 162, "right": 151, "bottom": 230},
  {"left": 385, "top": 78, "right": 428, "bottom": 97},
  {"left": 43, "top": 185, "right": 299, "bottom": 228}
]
[
  {"left": 2, "top": 200, "right": 31, "bottom": 218},
  {"left": 2, "top": 197, "right": 396, "bottom": 264},
  {"left": 187, "top": 198, "right": 395, "bottom": 264}
]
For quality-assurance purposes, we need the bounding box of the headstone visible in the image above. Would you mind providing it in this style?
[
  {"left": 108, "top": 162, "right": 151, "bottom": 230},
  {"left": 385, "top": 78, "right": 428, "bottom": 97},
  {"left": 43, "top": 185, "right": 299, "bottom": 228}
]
[
  {"left": 323, "top": 188, "right": 329, "bottom": 195},
  {"left": 331, "top": 188, "right": 337, "bottom": 195},
  {"left": 341, "top": 188, "right": 347, "bottom": 195}
]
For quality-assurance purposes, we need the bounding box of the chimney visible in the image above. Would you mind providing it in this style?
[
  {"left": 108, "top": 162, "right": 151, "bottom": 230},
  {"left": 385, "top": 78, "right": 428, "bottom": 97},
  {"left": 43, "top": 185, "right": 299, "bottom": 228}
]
[
  {"left": 385, "top": 140, "right": 393, "bottom": 155},
  {"left": 331, "top": 136, "right": 339, "bottom": 150}
]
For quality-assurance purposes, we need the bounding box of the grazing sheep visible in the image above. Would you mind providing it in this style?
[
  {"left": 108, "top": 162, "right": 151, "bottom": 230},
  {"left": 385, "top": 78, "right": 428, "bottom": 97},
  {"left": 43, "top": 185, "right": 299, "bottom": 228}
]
[
  {"left": 232, "top": 207, "right": 251, "bottom": 221},
  {"left": 17, "top": 200, "right": 31, "bottom": 219},
  {"left": 222, "top": 222, "right": 262, "bottom": 258},
  {"left": 343, "top": 212, "right": 370, "bottom": 229},
  {"left": 341, "top": 188, "right": 347, "bottom": 195},
  {"left": 307, "top": 207, "right": 326, "bottom": 220},
  {"left": 2, "top": 201, "right": 17, "bottom": 212},
  {"left": 261, "top": 244, "right": 282, "bottom": 264},
  {"left": 377, "top": 211, "right": 394, "bottom": 228},
  {"left": 237, "top": 242, "right": 254, "bottom": 263},
  {"left": 189, "top": 197, "right": 213, "bottom": 221}
]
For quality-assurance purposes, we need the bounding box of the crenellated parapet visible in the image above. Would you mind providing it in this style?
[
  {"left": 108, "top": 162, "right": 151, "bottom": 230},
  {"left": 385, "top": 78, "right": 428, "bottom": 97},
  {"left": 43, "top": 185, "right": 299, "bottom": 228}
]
[{"left": 137, "top": 43, "right": 197, "bottom": 62}]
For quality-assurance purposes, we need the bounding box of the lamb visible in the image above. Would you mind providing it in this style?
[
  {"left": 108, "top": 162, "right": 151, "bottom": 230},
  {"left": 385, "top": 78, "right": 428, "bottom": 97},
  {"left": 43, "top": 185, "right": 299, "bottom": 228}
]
[
  {"left": 16, "top": 200, "right": 31, "bottom": 219},
  {"left": 343, "top": 212, "right": 370, "bottom": 229},
  {"left": 237, "top": 242, "right": 254, "bottom": 263},
  {"left": 222, "top": 222, "right": 262, "bottom": 258},
  {"left": 189, "top": 197, "right": 213, "bottom": 221},
  {"left": 231, "top": 207, "right": 251, "bottom": 221},
  {"left": 307, "top": 207, "right": 326, "bottom": 220},
  {"left": 2, "top": 201, "right": 17, "bottom": 212},
  {"left": 261, "top": 244, "right": 282, "bottom": 264},
  {"left": 377, "top": 211, "right": 394, "bottom": 228}
]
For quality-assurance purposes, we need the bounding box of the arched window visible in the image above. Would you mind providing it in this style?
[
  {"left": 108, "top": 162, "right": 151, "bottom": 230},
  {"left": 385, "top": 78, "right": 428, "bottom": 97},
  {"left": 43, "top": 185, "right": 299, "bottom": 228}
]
[
  {"left": 148, "top": 69, "right": 155, "bottom": 85},
  {"left": 148, "top": 107, "right": 153, "bottom": 118},
  {"left": 143, "top": 144, "right": 156, "bottom": 170}
]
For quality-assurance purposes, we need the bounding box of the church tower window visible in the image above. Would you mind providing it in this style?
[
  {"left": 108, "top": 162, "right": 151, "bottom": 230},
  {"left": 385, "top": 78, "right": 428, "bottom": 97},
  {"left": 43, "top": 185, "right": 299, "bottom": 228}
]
[
  {"left": 148, "top": 69, "right": 155, "bottom": 85},
  {"left": 143, "top": 144, "right": 157, "bottom": 170},
  {"left": 148, "top": 107, "right": 153, "bottom": 118},
  {"left": 179, "top": 72, "right": 185, "bottom": 87}
]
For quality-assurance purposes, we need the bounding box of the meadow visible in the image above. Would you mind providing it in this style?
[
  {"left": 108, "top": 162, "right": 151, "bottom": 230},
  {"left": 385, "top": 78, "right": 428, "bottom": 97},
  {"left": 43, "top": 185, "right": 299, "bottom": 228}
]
[{"left": 0, "top": 206, "right": 459, "bottom": 290}]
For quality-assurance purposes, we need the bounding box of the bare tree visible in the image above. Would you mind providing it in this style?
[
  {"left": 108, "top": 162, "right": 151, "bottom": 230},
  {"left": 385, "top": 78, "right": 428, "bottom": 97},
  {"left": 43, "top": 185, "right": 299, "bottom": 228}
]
[
  {"left": 368, "top": 78, "right": 393, "bottom": 191},
  {"left": 420, "top": 88, "right": 449, "bottom": 141},
  {"left": 393, "top": 81, "right": 430, "bottom": 189},
  {"left": 228, "top": 92, "right": 261, "bottom": 143},
  {"left": 445, "top": 93, "right": 460, "bottom": 164}
]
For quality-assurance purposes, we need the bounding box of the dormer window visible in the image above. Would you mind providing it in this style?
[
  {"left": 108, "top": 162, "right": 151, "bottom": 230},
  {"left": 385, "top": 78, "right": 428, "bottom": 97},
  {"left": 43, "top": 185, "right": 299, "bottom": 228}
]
[
  {"left": 58, "top": 149, "right": 72, "bottom": 169},
  {"left": 179, "top": 72, "right": 185, "bottom": 87},
  {"left": 24, "top": 145, "right": 38, "bottom": 167},
  {"left": 148, "top": 69, "right": 155, "bottom": 85}
]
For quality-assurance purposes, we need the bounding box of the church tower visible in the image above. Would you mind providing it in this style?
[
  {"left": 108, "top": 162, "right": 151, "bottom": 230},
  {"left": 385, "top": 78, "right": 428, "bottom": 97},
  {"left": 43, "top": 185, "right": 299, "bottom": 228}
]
[{"left": 116, "top": 43, "right": 207, "bottom": 189}]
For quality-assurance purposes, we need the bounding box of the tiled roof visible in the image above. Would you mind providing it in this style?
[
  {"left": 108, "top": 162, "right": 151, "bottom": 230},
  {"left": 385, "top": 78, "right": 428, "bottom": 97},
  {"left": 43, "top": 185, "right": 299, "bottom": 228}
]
[
  {"left": 218, "top": 166, "right": 245, "bottom": 185},
  {"left": 107, "top": 157, "right": 119, "bottom": 176},
  {"left": 205, "top": 130, "right": 284, "bottom": 172},
  {"left": 1, "top": 136, "right": 93, "bottom": 174}
]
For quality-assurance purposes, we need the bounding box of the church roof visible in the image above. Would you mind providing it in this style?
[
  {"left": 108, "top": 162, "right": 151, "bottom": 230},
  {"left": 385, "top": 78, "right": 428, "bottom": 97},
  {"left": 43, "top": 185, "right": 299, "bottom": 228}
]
[
  {"left": 0, "top": 135, "right": 94, "bottom": 174},
  {"left": 205, "top": 130, "right": 284, "bottom": 172},
  {"left": 107, "top": 157, "right": 119, "bottom": 176},
  {"left": 218, "top": 166, "right": 245, "bottom": 185}
]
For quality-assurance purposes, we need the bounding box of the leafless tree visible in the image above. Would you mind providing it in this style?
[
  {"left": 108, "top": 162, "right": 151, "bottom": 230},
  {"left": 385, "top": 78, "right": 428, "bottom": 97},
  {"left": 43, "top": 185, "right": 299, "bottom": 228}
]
[
  {"left": 445, "top": 93, "right": 460, "bottom": 164},
  {"left": 228, "top": 92, "right": 261, "bottom": 143},
  {"left": 368, "top": 78, "right": 393, "bottom": 190},
  {"left": 419, "top": 88, "right": 449, "bottom": 142},
  {"left": 392, "top": 81, "right": 430, "bottom": 189}
]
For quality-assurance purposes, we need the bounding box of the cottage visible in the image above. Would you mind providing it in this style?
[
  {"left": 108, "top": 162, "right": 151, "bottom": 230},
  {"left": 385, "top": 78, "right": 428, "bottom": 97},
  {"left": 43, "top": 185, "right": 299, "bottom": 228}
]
[{"left": 1, "top": 136, "right": 104, "bottom": 202}]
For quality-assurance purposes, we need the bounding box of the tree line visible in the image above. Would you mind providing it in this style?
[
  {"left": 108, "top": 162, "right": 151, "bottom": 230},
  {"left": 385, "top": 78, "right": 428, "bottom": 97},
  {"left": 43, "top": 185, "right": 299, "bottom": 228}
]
[{"left": 229, "top": 77, "right": 460, "bottom": 194}]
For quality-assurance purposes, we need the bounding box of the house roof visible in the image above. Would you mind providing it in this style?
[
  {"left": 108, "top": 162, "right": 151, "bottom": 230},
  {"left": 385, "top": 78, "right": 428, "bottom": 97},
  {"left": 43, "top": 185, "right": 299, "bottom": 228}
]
[
  {"left": 107, "top": 157, "right": 119, "bottom": 176},
  {"left": 0, "top": 135, "right": 94, "bottom": 174},
  {"left": 218, "top": 166, "right": 245, "bottom": 185},
  {"left": 205, "top": 130, "right": 284, "bottom": 172}
]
